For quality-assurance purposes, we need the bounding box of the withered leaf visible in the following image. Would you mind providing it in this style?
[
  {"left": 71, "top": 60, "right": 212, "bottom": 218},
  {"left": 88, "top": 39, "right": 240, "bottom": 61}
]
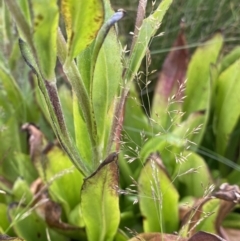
[
  {"left": 0, "top": 234, "right": 24, "bottom": 241},
  {"left": 188, "top": 231, "right": 225, "bottom": 241},
  {"left": 181, "top": 183, "right": 240, "bottom": 240},
  {"left": 128, "top": 231, "right": 225, "bottom": 241},
  {"left": 154, "top": 28, "right": 188, "bottom": 101},
  {"left": 30, "top": 178, "right": 79, "bottom": 230},
  {"left": 128, "top": 233, "right": 187, "bottom": 241},
  {"left": 21, "top": 123, "right": 46, "bottom": 162}
]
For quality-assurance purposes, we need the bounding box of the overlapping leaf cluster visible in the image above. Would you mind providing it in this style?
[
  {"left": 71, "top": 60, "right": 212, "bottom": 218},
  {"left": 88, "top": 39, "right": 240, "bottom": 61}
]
[{"left": 0, "top": 0, "right": 240, "bottom": 241}]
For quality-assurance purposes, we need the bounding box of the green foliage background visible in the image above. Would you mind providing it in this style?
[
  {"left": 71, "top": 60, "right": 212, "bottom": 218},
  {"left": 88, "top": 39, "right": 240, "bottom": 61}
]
[{"left": 0, "top": 0, "right": 240, "bottom": 241}]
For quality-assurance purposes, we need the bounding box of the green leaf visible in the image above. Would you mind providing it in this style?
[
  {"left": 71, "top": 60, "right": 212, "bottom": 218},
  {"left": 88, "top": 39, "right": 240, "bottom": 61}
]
[
  {"left": 114, "top": 230, "right": 128, "bottom": 241},
  {"left": 122, "top": 85, "right": 151, "bottom": 170},
  {"left": 219, "top": 46, "right": 240, "bottom": 73},
  {"left": 77, "top": 44, "right": 92, "bottom": 94},
  {"left": 8, "top": 205, "right": 67, "bottom": 241},
  {"left": 222, "top": 212, "right": 240, "bottom": 229},
  {"left": 195, "top": 198, "right": 220, "bottom": 234},
  {"left": 13, "top": 153, "right": 38, "bottom": 184},
  {"left": 61, "top": 0, "right": 104, "bottom": 59},
  {"left": 0, "top": 204, "right": 10, "bottom": 233},
  {"left": 12, "top": 178, "right": 33, "bottom": 204},
  {"left": 19, "top": 39, "right": 90, "bottom": 176},
  {"left": 69, "top": 203, "right": 85, "bottom": 228},
  {"left": 214, "top": 59, "right": 240, "bottom": 155},
  {"left": 139, "top": 134, "right": 187, "bottom": 177},
  {"left": 138, "top": 155, "right": 179, "bottom": 233},
  {"left": 73, "top": 93, "right": 93, "bottom": 168},
  {"left": 58, "top": 85, "right": 75, "bottom": 138},
  {"left": 57, "top": 30, "right": 98, "bottom": 171},
  {"left": 31, "top": 0, "right": 59, "bottom": 80},
  {"left": 81, "top": 154, "right": 120, "bottom": 241},
  {"left": 183, "top": 33, "right": 223, "bottom": 118},
  {"left": 44, "top": 145, "right": 84, "bottom": 216},
  {"left": 173, "top": 151, "right": 213, "bottom": 197},
  {"left": 173, "top": 111, "right": 205, "bottom": 148},
  {"left": 140, "top": 134, "right": 185, "bottom": 163},
  {"left": 92, "top": 29, "right": 122, "bottom": 156},
  {"left": 124, "top": 0, "right": 172, "bottom": 83},
  {"left": 91, "top": 9, "right": 125, "bottom": 79}
]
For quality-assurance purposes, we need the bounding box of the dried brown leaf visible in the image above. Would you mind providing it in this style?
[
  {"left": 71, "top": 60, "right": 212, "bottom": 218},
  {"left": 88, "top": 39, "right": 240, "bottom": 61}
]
[
  {"left": 188, "top": 231, "right": 225, "bottom": 241},
  {"left": 21, "top": 123, "right": 46, "bottom": 162},
  {"left": 30, "top": 178, "right": 79, "bottom": 230},
  {"left": 154, "top": 29, "right": 188, "bottom": 101},
  {"left": 128, "top": 233, "right": 187, "bottom": 241},
  {"left": 0, "top": 234, "right": 24, "bottom": 241}
]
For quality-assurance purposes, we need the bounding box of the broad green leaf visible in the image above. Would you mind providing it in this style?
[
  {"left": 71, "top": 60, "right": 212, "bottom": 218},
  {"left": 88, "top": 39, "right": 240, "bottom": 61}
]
[
  {"left": 8, "top": 206, "right": 67, "bottom": 241},
  {"left": 114, "top": 230, "right": 128, "bottom": 241},
  {"left": 140, "top": 134, "right": 185, "bottom": 162},
  {"left": 214, "top": 59, "right": 240, "bottom": 155},
  {"left": 12, "top": 178, "right": 33, "bottom": 204},
  {"left": 138, "top": 156, "right": 179, "bottom": 233},
  {"left": 31, "top": 0, "right": 59, "bottom": 80},
  {"left": 69, "top": 203, "right": 85, "bottom": 228},
  {"left": 195, "top": 198, "right": 220, "bottom": 234},
  {"left": 102, "top": 0, "right": 114, "bottom": 21},
  {"left": 219, "top": 46, "right": 240, "bottom": 73},
  {"left": 173, "top": 151, "right": 213, "bottom": 197},
  {"left": 0, "top": 204, "right": 10, "bottom": 233},
  {"left": 183, "top": 33, "right": 223, "bottom": 118},
  {"left": 75, "top": 45, "right": 94, "bottom": 167},
  {"left": 173, "top": 111, "right": 205, "bottom": 148},
  {"left": 92, "top": 29, "right": 122, "bottom": 156},
  {"left": 13, "top": 153, "right": 38, "bottom": 184},
  {"left": 122, "top": 85, "right": 151, "bottom": 168},
  {"left": 73, "top": 93, "right": 93, "bottom": 168},
  {"left": 61, "top": 0, "right": 104, "bottom": 59},
  {"left": 139, "top": 134, "right": 185, "bottom": 176},
  {"left": 124, "top": 0, "right": 172, "bottom": 83},
  {"left": 119, "top": 83, "right": 154, "bottom": 179},
  {"left": 91, "top": 9, "right": 125, "bottom": 79},
  {"left": 43, "top": 145, "right": 84, "bottom": 216},
  {"left": 57, "top": 30, "right": 98, "bottom": 172},
  {"left": 77, "top": 44, "right": 92, "bottom": 94},
  {"left": 81, "top": 155, "right": 120, "bottom": 241},
  {"left": 58, "top": 85, "right": 75, "bottom": 138}
]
